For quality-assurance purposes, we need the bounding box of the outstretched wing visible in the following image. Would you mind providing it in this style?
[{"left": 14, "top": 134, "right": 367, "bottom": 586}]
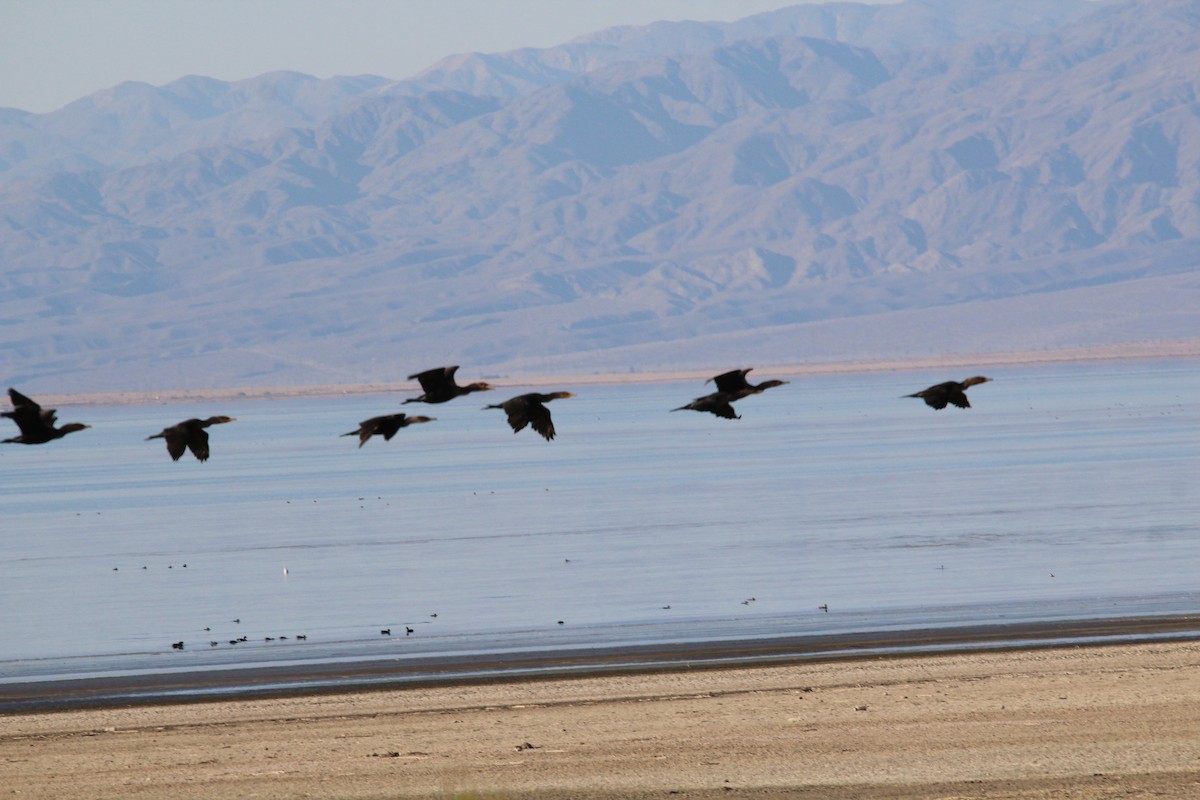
[
  {"left": 355, "top": 417, "right": 383, "bottom": 446},
  {"left": 185, "top": 428, "right": 211, "bottom": 461},
  {"left": 157, "top": 429, "right": 188, "bottom": 460},
  {"left": 919, "top": 388, "right": 950, "bottom": 410},
  {"left": 946, "top": 390, "right": 971, "bottom": 409},
  {"left": 706, "top": 397, "right": 739, "bottom": 419},
  {"left": 4, "top": 389, "right": 55, "bottom": 435},
  {"left": 410, "top": 366, "right": 457, "bottom": 394},
  {"left": 378, "top": 415, "right": 407, "bottom": 441},
  {"left": 503, "top": 400, "right": 530, "bottom": 434},
  {"left": 709, "top": 369, "right": 751, "bottom": 394},
  {"left": 524, "top": 403, "right": 556, "bottom": 441},
  {"left": 7, "top": 388, "right": 39, "bottom": 410}
]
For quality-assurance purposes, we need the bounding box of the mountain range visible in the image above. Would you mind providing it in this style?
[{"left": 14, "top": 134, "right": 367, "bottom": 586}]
[{"left": 1, "top": 0, "right": 1197, "bottom": 392}]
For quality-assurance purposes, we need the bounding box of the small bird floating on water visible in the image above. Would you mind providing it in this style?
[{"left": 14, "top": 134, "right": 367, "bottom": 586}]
[
  {"left": 342, "top": 413, "right": 434, "bottom": 447},
  {"left": 484, "top": 392, "right": 573, "bottom": 441},
  {"left": 146, "top": 416, "right": 236, "bottom": 461},
  {"left": 404, "top": 366, "right": 492, "bottom": 404},
  {"left": 2, "top": 388, "right": 90, "bottom": 445},
  {"left": 904, "top": 377, "right": 992, "bottom": 410}
]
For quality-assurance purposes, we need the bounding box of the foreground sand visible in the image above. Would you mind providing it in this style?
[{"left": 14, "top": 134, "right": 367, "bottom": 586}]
[{"left": 3, "top": 641, "right": 1198, "bottom": 799}]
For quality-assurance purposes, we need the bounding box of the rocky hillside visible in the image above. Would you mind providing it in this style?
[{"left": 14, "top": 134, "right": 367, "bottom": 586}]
[{"left": 1, "top": 0, "right": 1196, "bottom": 391}]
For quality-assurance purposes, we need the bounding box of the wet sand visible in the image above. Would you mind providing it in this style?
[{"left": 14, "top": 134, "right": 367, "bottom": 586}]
[
  {"left": 3, "top": 638, "right": 1199, "bottom": 799},
  {"left": 4, "top": 614, "right": 1198, "bottom": 714}
]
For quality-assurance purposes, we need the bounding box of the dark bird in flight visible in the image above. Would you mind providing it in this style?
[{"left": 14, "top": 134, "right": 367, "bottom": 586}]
[
  {"left": 707, "top": 368, "right": 789, "bottom": 398},
  {"left": 484, "top": 392, "right": 573, "bottom": 441},
  {"left": 904, "top": 376, "right": 992, "bottom": 410},
  {"left": 146, "top": 416, "right": 236, "bottom": 461},
  {"left": 341, "top": 413, "right": 435, "bottom": 447},
  {"left": 672, "top": 368, "right": 788, "bottom": 419},
  {"left": 672, "top": 392, "right": 741, "bottom": 420},
  {"left": 404, "top": 366, "right": 493, "bottom": 404},
  {"left": 2, "top": 388, "right": 90, "bottom": 444}
]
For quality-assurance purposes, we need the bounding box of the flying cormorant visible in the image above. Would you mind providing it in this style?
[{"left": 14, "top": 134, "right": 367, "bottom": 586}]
[
  {"left": 671, "top": 392, "right": 741, "bottom": 420},
  {"left": 2, "top": 388, "right": 90, "bottom": 444},
  {"left": 146, "top": 416, "right": 236, "bottom": 461},
  {"left": 707, "top": 368, "right": 789, "bottom": 398},
  {"left": 341, "top": 413, "right": 435, "bottom": 447},
  {"left": 672, "top": 368, "right": 788, "bottom": 419},
  {"left": 484, "top": 392, "right": 573, "bottom": 441},
  {"left": 404, "top": 366, "right": 492, "bottom": 404},
  {"left": 904, "top": 376, "right": 992, "bottom": 410}
]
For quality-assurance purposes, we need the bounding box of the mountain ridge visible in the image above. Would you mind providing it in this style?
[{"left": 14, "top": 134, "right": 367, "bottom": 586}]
[{"left": 1, "top": 0, "right": 1197, "bottom": 393}]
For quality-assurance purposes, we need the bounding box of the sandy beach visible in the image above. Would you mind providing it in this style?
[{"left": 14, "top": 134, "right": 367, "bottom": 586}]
[{"left": 3, "top": 640, "right": 1198, "bottom": 799}]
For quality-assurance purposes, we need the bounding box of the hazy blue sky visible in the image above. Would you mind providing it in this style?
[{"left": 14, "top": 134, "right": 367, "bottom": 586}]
[{"left": 1, "top": 0, "right": 893, "bottom": 114}]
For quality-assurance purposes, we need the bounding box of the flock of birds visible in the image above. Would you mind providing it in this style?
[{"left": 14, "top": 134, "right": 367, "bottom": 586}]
[
  {"left": 9, "top": 367, "right": 993, "bottom": 654},
  {"left": 2, "top": 367, "right": 993, "bottom": 460}
]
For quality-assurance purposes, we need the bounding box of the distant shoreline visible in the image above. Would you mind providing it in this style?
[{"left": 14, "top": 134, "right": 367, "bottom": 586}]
[{"left": 33, "top": 339, "right": 1200, "bottom": 407}]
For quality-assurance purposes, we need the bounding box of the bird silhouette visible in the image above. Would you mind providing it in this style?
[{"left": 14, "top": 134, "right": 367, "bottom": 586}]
[
  {"left": 342, "top": 413, "right": 434, "bottom": 447},
  {"left": 672, "top": 392, "right": 741, "bottom": 419},
  {"left": 404, "top": 366, "right": 492, "bottom": 404},
  {"left": 672, "top": 368, "right": 788, "bottom": 419},
  {"left": 146, "top": 416, "right": 236, "bottom": 461},
  {"left": 707, "top": 368, "right": 789, "bottom": 398},
  {"left": 2, "top": 388, "right": 90, "bottom": 444},
  {"left": 904, "top": 376, "right": 992, "bottom": 410},
  {"left": 484, "top": 392, "right": 573, "bottom": 441}
]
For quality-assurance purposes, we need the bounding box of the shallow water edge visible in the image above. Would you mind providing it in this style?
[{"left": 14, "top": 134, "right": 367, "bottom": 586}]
[{"left": 3, "top": 614, "right": 1197, "bottom": 714}]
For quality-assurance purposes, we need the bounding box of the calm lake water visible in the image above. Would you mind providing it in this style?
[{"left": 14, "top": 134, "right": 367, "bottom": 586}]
[{"left": 2, "top": 359, "right": 1197, "bottom": 685}]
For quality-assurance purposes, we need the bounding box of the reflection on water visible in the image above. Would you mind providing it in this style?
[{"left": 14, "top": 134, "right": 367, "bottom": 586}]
[{"left": 1, "top": 359, "right": 1197, "bottom": 681}]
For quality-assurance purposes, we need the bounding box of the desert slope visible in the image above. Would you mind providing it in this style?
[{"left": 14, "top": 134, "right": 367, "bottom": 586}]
[{"left": 1, "top": 0, "right": 1197, "bottom": 393}]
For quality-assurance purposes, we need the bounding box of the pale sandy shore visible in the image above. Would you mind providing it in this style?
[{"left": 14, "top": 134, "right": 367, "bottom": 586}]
[
  {"left": 3, "top": 641, "right": 1199, "bottom": 799},
  {"left": 36, "top": 339, "right": 1200, "bottom": 407}
]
